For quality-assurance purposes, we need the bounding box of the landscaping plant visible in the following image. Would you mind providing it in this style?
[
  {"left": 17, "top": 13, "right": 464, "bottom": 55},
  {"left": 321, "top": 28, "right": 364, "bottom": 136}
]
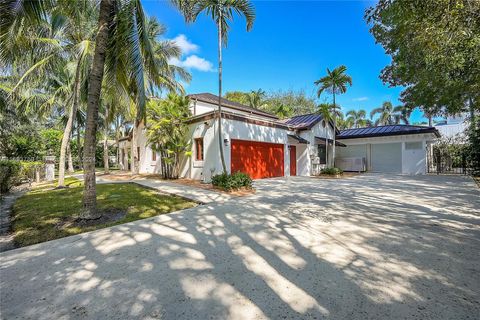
[
  {"left": 320, "top": 167, "right": 344, "bottom": 176},
  {"left": 211, "top": 172, "right": 253, "bottom": 191}
]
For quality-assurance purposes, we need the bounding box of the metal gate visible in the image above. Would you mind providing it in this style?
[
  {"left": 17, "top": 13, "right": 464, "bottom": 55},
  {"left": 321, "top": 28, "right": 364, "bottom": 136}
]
[{"left": 426, "top": 143, "right": 469, "bottom": 174}]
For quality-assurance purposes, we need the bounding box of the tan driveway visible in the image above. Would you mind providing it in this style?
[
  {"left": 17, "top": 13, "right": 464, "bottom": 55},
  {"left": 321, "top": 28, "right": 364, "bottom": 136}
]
[{"left": 1, "top": 174, "right": 479, "bottom": 319}]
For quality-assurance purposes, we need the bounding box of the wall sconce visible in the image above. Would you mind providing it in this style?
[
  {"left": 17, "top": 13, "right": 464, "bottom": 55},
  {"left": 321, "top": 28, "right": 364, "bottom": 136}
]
[{"left": 223, "top": 138, "right": 229, "bottom": 146}]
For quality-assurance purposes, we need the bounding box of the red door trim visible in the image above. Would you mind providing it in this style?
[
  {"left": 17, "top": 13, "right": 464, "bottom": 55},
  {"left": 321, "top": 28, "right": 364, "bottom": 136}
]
[{"left": 289, "top": 145, "right": 297, "bottom": 176}]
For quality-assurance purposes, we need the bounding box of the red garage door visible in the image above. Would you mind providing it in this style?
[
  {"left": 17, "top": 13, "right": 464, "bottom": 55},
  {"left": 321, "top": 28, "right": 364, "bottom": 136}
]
[{"left": 231, "top": 139, "right": 284, "bottom": 179}]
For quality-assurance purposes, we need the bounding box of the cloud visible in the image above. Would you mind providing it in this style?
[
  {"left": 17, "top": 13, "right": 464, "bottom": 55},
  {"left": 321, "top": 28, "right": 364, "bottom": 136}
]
[
  {"left": 169, "top": 34, "right": 214, "bottom": 72},
  {"left": 352, "top": 97, "right": 369, "bottom": 102},
  {"left": 169, "top": 55, "right": 214, "bottom": 72},
  {"left": 172, "top": 34, "right": 198, "bottom": 55}
]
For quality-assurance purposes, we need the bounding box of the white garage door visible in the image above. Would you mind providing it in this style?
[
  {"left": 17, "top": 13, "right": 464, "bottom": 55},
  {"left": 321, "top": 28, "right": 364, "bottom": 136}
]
[{"left": 371, "top": 143, "right": 402, "bottom": 173}]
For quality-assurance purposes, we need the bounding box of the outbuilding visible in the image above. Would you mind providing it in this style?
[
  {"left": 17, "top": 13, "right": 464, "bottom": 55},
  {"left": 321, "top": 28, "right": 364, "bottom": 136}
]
[{"left": 336, "top": 125, "right": 440, "bottom": 174}]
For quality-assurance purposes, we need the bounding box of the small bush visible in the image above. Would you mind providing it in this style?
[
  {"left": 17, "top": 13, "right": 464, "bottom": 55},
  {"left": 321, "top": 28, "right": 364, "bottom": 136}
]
[
  {"left": 320, "top": 167, "right": 343, "bottom": 175},
  {"left": 211, "top": 172, "right": 253, "bottom": 191},
  {"left": 0, "top": 160, "right": 22, "bottom": 193}
]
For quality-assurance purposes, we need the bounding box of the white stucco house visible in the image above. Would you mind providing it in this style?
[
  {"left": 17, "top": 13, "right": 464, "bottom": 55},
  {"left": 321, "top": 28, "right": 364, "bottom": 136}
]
[{"left": 118, "top": 93, "right": 440, "bottom": 181}]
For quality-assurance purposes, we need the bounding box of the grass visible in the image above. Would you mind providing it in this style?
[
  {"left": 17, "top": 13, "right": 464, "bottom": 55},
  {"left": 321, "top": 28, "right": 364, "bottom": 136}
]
[{"left": 12, "top": 177, "right": 197, "bottom": 247}]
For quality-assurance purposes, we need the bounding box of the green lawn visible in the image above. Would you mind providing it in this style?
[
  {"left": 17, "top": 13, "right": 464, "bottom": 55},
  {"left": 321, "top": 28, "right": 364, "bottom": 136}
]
[{"left": 12, "top": 177, "right": 197, "bottom": 247}]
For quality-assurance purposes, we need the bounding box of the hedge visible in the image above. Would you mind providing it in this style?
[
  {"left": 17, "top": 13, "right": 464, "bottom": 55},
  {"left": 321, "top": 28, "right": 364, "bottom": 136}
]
[
  {"left": 0, "top": 160, "right": 43, "bottom": 194},
  {"left": 320, "top": 167, "right": 343, "bottom": 175},
  {"left": 211, "top": 172, "right": 253, "bottom": 191}
]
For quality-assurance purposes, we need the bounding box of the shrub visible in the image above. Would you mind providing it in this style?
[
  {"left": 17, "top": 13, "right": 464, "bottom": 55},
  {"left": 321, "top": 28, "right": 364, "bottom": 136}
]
[
  {"left": 211, "top": 172, "right": 253, "bottom": 191},
  {"left": 0, "top": 160, "right": 22, "bottom": 193},
  {"left": 320, "top": 167, "right": 343, "bottom": 175}
]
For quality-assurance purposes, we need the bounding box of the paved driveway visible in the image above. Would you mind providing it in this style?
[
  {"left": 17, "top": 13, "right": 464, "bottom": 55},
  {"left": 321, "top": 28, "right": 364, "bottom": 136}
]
[{"left": 1, "top": 174, "right": 479, "bottom": 319}]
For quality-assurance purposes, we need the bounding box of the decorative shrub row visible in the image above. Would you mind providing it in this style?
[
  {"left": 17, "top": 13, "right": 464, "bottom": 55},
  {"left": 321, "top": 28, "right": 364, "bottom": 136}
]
[
  {"left": 0, "top": 160, "right": 43, "bottom": 194},
  {"left": 211, "top": 172, "right": 253, "bottom": 191},
  {"left": 320, "top": 167, "right": 343, "bottom": 175}
]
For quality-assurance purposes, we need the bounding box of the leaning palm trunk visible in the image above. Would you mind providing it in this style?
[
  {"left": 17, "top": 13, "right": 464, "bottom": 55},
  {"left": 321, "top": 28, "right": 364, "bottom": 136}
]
[
  {"left": 67, "top": 145, "right": 74, "bottom": 173},
  {"left": 103, "top": 107, "right": 109, "bottom": 174},
  {"left": 217, "top": 17, "right": 227, "bottom": 174},
  {"left": 80, "top": 0, "right": 113, "bottom": 220},
  {"left": 57, "top": 57, "right": 82, "bottom": 187}
]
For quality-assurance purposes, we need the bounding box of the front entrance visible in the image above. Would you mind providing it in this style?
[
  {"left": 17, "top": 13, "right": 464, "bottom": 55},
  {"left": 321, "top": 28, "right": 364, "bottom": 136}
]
[
  {"left": 289, "top": 146, "right": 296, "bottom": 176},
  {"left": 231, "top": 139, "right": 284, "bottom": 179}
]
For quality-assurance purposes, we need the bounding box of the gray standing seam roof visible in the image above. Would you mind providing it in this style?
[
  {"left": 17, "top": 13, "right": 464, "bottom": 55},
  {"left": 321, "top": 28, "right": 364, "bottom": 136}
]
[
  {"left": 281, "top": 113, "right": 324, "bottom": 129},
  {"left": 337, "top": 125, "right": 440, "bottom": 139}
]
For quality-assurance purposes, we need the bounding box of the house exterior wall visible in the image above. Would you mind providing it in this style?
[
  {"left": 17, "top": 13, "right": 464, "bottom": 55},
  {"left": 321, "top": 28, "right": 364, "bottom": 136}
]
[
  {"left": 337, "top": 133, "right": 435, "bottom": 174},
  {"left": 298, "top": 120, "right": 336, "bottom": 174}
]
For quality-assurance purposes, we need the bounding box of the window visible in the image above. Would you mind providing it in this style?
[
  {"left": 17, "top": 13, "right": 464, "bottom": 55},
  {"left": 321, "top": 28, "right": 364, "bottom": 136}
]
[
  {"left": 195, "top": 138, "right": 204, "bottom": 161},
  {"left": 318, "top": 145, "right": 327, "bottom": 164},
  {"left": 405, "top": 142, "right": 422, "bottom": 150},
  {"left": 152, "top": 151, "right": 156, "bottom": 161}
]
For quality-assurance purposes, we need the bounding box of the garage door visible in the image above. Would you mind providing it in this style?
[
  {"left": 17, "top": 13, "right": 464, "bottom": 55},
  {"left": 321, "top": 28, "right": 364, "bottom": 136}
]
[
  {"left": 231, "top": 139, "right": 284, "bottom": 179},
  {"left": 371, "top": 143, "right": 402, "bottom": 173}
]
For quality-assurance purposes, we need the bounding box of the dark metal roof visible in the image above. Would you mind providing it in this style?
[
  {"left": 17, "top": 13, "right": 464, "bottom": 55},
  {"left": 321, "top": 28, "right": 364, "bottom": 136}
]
[
  {"left": 281, "top": 113, "right": 323, "bottom": 129},
  {"left": 315, "top": 136, "right": 346, "bottom": 147},
  {"left": 288, "top": 134, "right": 309, "bottom": 144},
  {"left": 337, "top": 125, "right": 440, "bottom": 139},
  {"left": 188, "top": 93, "right": 278, "bottom": 120}
]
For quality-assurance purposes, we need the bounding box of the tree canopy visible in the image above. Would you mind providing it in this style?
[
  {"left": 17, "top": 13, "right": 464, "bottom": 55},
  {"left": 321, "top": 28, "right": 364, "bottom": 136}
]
[{"left": 365, "top": 0, "right": 480, "bottom": 116}]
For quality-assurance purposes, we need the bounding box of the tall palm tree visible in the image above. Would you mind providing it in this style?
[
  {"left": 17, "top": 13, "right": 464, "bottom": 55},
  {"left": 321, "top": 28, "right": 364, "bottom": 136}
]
[
  {"left": 1, "top": 0, "right": 97, "bottom": 188},
  {"left": 314, "top": 65, "right": 352, "bottom": 166},
  {"left": 182, "top": 0, "right": 255, "bottom": 174},
  {"left": 370, "top": 101, "right": 397, "bottom": 126},
  {"left": 346, "top": 109, "right": 369, "bottom": 128}
]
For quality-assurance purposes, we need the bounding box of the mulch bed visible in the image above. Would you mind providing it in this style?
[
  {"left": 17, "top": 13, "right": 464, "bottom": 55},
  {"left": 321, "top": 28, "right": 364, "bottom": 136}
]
[{"left": 56, "top": 208, "right": 127, "bottom": 229}]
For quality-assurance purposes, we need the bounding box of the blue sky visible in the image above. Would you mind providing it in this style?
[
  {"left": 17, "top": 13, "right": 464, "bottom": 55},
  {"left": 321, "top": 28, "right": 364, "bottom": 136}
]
[{"left": 143, "top": 0, "right": 427, "bottom": 123}]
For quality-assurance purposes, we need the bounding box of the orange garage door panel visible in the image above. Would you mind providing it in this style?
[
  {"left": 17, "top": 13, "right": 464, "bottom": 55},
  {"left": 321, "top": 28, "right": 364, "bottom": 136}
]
[{"left": 231, "top": 139, "right": 284, "bottom": 179}]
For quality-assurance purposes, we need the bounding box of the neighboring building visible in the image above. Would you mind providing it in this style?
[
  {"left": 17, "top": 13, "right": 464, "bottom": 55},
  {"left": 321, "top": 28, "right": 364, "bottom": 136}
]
[
  {"left": 119, "top": 93, "right": 440, "bottom": 180},
  {"left": 434, "top": 114, "right": 468, "bottom": 139}
]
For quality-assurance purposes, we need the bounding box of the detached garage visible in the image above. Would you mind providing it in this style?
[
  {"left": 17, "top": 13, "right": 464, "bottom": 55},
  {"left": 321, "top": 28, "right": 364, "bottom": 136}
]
[{"left": 336, "top": 125, "right": 440, "bottom": 175}]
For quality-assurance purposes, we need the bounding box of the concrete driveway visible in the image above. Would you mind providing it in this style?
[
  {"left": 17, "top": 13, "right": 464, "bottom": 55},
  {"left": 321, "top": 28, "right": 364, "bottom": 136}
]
[{"left": 1, "top": 174, "right": 479, "bottom": 319}]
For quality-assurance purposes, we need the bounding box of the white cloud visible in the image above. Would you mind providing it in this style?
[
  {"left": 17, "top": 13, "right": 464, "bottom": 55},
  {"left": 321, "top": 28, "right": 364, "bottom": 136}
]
[
  {"left": 172, "top": 34, "right": 198, "bottom": 55},
  {"left": 169, "top": 55, "right": 214, "bottom": 72},
  {"left": 352, "top": 97, "right": 369, "bottom": 102},
  {"left": 169, "top": 34, "right": 214, "bottom": 72}
]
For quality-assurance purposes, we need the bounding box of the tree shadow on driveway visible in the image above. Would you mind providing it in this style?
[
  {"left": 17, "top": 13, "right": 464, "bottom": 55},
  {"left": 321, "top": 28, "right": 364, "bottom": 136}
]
[{"left": 0, "top": 174, "right": 479, "bottom": 319}]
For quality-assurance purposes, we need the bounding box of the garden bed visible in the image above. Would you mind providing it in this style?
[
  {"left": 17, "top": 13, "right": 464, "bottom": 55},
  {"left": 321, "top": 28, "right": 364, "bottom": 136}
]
[{"left": 11, "top": 177, "right": 197, "bottom": 247}]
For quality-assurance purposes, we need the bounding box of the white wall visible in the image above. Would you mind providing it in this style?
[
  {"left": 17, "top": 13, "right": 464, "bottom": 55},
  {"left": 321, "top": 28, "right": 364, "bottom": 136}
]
[
  {"left": 337, "top": 133, "right": 436, "bottom": 174},
  {"left": 222, "top": 118, "right": 290, "bottom": 178}
]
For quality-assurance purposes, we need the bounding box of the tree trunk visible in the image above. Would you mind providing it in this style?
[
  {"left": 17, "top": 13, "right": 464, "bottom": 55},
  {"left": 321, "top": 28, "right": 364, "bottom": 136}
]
[
  {"left": 57, "top": 57, "right": 82, "bottom": 187},
  {"left": 217, "top": 16, "right": 227, "bottom": 174},
  {"left": 80, "top": 0, "right": 113, "bottom": 220},
  {"left": 332, "top": 91, "right": 336, "bottom": 167},
  {"left": 67, "top": 144, "right": 74, "bottom": 173},
  {"left": 77, "top": 123, "right": 82, "bottom": 169},
  {"left": 131, "top": 123, "right": 138, "bottom": 174},
  {"left": 103, "top": 106, "right": 110, "bottom": 174}
]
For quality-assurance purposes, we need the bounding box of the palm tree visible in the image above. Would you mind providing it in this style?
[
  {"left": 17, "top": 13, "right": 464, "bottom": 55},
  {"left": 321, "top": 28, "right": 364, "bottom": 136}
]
[
  {"left": 248, "top": 89, "right": 265, "bottom": 109},
  {"left": 182, "top": 0, "right": 256, "bottom": 174},
  {"left": 370, "top": 101, "right": 397, "bottom": 126},
  {"left": 393, "top": 105, "right": 412, "bottom": 124},
  {"left": 275, "top": 103, "right": 292, "bottom": 119},
  {"left": 1, "top": 0, "right": 97, "bottom": 188},
  {"left": 314, "top": 65, "right": 352, "bottom": 166},
  {"left": 346, "top": 109, "right": 369, "bottom": 128}
]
